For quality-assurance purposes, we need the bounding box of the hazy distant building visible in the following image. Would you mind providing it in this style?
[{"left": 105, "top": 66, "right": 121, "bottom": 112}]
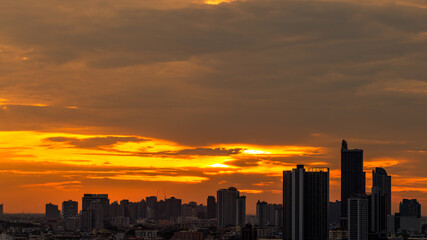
[
  {"left": 257, "top": 201, "right": 283, "bottom": 228},
  {"left": 257, "top": 201, "right": 268, "bottom": 227},
  {"left": 62, "top": 200, "right": 78, "bottom": 220},
  {"left": 45, "top": 203, "right": 60, "bottom": 220},
  {"left": 217, "top": 187, "right": 243, "bottom": 227},
  {"left": 82, "top": 194, "right": 109, "bottom": 231},
  {"left": 207, "top": 196, "right": 216, "bottom": 219},
  {"left": 341, "top": 140, "right": 365, "bottom": 225},
  {"left": 399, "top": 199, "right": 421, "bottom": 218},
  {"left": 166, "top": 197, "right": 182, "bottom": 219},
  {"left": 146, "top": 196, "right": 157, "bottom": 219},
  {"left": 236, "top": 196, "right": 246, "bottom": 226},
  {"left": 283, "top": 165, "right": 329, "bottom": 240},
  {"left": 348, "top": 197, "right": 368, "bottom": 240}
]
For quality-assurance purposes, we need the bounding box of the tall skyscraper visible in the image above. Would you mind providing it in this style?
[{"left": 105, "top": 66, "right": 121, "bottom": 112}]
[
  {"left": 45, "top": 203, "right": 60, "bottom": 220},
  {"left": 283, "top": 165, "right": 329, "bottom": 240},
  {"left": 207, "top": 196, "right": 217, "bottom": 219},
  {"left": 62, "top": 200, "right": 78, "bottom": 220},
  {"left": 348, "top": 196, "right": 369, "bottom": 240},
  {"left": 399, "top": 199, "right": 421, "bottom": 218},
  {"left": 370, "top": 167, "right": 391, "bottom": 236},
  {"left": 371, "top": 185, "right": 387, "bottom": 234},
  {"left": 217, "top": 187, "right": 243, "bottom": 227},
  {"left": 372, "top": 167, "right": 391, "bottom": 215},
  {"left": 341, "top": 140, "right": 365, "bottom": 224}
]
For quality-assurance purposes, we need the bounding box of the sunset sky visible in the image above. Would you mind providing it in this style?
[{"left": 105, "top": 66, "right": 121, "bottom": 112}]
[{"left": 0, "top": 0, "right": 426, "bottom": 215}]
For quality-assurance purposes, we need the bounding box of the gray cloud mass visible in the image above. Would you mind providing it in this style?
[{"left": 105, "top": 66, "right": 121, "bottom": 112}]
[{"left": 0, "top": 0, "right": 426, "bottom": 213}]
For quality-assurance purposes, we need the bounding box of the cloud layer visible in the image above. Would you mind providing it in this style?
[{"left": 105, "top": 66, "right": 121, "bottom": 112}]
[{"left": 0, "top": 0, "right": 426, "bottom": 214}]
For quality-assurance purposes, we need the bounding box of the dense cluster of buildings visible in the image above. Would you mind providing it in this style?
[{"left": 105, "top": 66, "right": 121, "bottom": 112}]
[{"left": 0, "top": 140, "right": 425, "bottom": 240}]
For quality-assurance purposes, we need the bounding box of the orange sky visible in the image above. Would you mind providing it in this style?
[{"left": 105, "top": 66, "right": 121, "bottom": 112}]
[
  {"left": 0, "top": 0, "right": 426, "bottom": 215},
  {"left": 0, "top": 129, "right": 425, "bottom": 214}
]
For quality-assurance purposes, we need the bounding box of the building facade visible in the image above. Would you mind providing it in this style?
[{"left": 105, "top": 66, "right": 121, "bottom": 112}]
[
  {"left": 283, "top": 165, "right": 329, "bottom": 240},
  {"left": 45, "top": 203, "right": 60, "bottom": 220},
  {"left": 62, "top": 200, "right": 78, "bottom": 220},
  {"left": 341, "top": 140, "right": 365, "bottom": 225},
  {"left": 207, "top": 196, "right": 216, "bottom": 219},
  {"left": 348, "top": 197, "right": 369, "bottom": 240},
  {"left": 217, "top": 187, "right": 244, "bottom": 227}
]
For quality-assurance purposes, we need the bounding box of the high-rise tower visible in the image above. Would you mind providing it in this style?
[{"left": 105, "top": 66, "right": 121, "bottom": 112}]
[
  {"left": 62, "top": 200, "right": 78, "bottom": 220},
  {"left": 371, "top": 168, "right": 391, "bottom": 234},
  {"left": 283, "top": 165, "right": 329, "bottom": 240},
  {"left": 348, "top": 196, "right": 369, "bottom": 240},
  {"left": 207, "top": 196, "right": 217, "bottom": 219},
  {"left": 341, "top": 140, "right": 365, "bottom": 225},
  {"left": 217, "top": 187, "right": 245, "bottom": 227}
]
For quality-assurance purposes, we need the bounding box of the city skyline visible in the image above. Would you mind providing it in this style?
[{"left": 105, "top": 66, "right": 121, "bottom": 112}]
[
  {"left": 0, "top": 0, "right": 426, "bottom": 217},
  {"left": 0, "top": 140, "right": 423, "bottom": 216},
  {"left": 0, "top": 139, "right": 424, "bottom": 215}
]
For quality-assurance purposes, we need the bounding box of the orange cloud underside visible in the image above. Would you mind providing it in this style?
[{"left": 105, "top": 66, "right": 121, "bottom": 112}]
[
  {"left": 0, "top": 131, "right": 323, "bottom": 182},
  {"left": 0, "top": 131, "right": 423, "bottom": 214}
]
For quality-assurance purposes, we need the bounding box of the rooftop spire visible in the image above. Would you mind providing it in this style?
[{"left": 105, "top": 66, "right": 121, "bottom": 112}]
[{"left": 341, "top": 139, "right": 348, "bottom": 151}]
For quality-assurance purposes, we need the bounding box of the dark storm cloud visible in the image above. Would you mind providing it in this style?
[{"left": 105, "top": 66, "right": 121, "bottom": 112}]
[
  {"left": 226, "top": 158, "right": 260, "bottom": 167},
  {"left": 46, "top": 136, "right": 147, "bottom": 148},
  {"left": 0, "top": 0, "right": 426, "bottom": 213},
  {"left": 169, "top": 147, "right": 243, "bottom": 156}
]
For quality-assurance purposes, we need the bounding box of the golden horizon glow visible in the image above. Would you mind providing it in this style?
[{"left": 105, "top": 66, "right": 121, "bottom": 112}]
[
  {"left": 204, "top": 0, "right": 242, "bottom": 5},
  {"left": 0, "top": 131, "right": 325, "bottom": 180}
]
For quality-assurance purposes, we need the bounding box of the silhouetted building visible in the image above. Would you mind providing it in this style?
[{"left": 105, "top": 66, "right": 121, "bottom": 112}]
[
  {"left": 89, "top": 200, "right": 104, "bottom": 230},
  {"left": 236, "top": 195, "right": 246, "bottom": 226},
  {"left": 399, "top": 199, "right": 421, "bottom": 218},
  {"left": 156, "top": 200, "right": 167, "bottom": 220},
  {"left": 0, "top": 204, "right": 3, "bottom": 215},
  {"left": 329, "top": 201, "right": 341, "bottom": 226},
  {"left": 371, "top": 186, "right": 387, "bottom": 234},
  {"left": 348, "top": 196, "right": 368, "bottom": 240},
  {"left": 341, "top": 140, "right": 365, "bottom": 226},
  {"left": 146, "top": 196, "right": 157, "bottom": 219},
  {"left": 166, "top": 197, "right": 182, "bottom": 219},
  {"left": 217, "top": 187, "right": 241, "bottom": 227},
  {"left": 257, "top": 201, "right": 283, "bottom": 228},
  {"left": 257, "top": 201, "right": 268, "bottom": 227},
  {"left": 372, "top": 167, "right": 391, "bottom": 215},
  {"left": 62, "top": 200, "right": 78, "bottom": 220},
  {"left": 82, "top": 194, "right": 109, "bottom": 231},
  {"left": 275, "top": 204, "right": 283, "bottom": 228},
  {"left": 207, "top": 196, "right": 216, "bottom": 219},
  {"left": 283, "top": 165, "right": 329, "bottom": 240},
  {"left": 45, "top": 203, "right": 60, "bottom": 220}
]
